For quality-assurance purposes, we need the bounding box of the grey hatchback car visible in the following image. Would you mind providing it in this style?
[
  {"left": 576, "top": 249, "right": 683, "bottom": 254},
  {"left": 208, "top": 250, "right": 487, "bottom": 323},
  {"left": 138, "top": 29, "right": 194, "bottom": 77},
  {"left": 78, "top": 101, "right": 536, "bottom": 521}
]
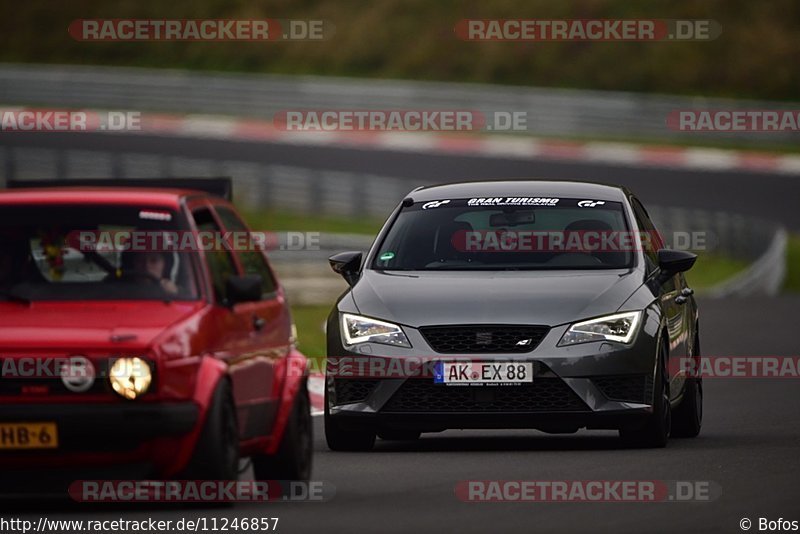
[{"left": 325, "top": 181, "right": 702, "bottom": 450}]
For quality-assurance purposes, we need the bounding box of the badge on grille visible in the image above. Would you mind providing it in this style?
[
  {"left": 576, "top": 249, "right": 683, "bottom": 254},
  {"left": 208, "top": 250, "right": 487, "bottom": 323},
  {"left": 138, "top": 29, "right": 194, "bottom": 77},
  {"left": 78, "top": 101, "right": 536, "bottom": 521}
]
[
  {"left": 60, "top": 356, "right": 96, "bottom": 393},
  {"left": 475, "top": 331, "right": 492, "bottom": 345}
]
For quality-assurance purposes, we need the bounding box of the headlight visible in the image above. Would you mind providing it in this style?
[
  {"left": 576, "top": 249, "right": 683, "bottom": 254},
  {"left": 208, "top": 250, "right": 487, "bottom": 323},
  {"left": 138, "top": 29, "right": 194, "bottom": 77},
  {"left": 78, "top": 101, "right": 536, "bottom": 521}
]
[
  {"left": 558, "top": 311, "right": 642, "bottom": 347},
  {"left": 109, "top": 357, "right": 152, "bottom": 400},
  {"left": 341, "top": 313, "right": 411, "bottom": 348}
]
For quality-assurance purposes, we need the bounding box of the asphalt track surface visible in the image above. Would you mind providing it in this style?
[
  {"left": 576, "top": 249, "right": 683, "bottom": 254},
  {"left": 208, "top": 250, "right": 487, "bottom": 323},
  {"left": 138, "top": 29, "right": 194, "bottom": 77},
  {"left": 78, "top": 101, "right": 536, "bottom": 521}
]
[{"left": 4, "top": 133, "right": 800, "bottom": 533}]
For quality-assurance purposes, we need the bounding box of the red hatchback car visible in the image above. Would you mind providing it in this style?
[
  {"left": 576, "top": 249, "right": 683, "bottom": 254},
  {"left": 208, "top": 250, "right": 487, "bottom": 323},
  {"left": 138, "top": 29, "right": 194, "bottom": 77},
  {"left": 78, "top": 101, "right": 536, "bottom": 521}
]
[{"left": 0, "top": 179, "right": 312, "bottom": 496}]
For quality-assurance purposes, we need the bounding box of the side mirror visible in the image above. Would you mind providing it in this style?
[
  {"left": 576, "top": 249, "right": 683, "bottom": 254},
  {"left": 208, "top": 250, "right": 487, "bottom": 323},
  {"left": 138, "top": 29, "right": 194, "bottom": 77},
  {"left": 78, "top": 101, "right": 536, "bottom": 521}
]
[
  {"left": 329, "top": 251, "right": 363, "bottom": 287},
  {"left": 656, "top": 249, "right": 697, "bottom": 284},
  {"left": 226, "top": 274, "right": 263, "bottom": 305}
]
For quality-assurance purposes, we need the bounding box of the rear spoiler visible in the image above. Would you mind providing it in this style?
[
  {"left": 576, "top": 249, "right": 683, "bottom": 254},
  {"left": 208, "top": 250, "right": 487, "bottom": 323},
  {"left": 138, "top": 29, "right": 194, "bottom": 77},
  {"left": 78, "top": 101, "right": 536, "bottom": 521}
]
[{"left": 6, "top": 178, "right": 233, "bottom": 201}]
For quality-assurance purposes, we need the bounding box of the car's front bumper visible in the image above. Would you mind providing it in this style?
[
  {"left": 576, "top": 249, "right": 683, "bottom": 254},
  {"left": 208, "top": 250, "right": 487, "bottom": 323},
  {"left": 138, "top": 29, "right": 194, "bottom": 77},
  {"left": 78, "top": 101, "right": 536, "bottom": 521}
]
[
  {"left": 0, "top": 402, "right": 199, "bottom": 483},
  {"left": 326, "top": 310, "right": 662, "bottom": 433}
]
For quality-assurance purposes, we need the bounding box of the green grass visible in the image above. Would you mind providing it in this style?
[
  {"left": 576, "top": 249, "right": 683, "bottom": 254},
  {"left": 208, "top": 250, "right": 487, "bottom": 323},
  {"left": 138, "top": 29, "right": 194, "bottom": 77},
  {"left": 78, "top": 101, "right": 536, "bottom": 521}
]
[
  {"left": 291, "top": 304, "right": 331, "bottom": 365},
  {"left": 783, "top": 234, "right": 800, "bottom": 293},
  {"left": 684, "top": 253, "right": 748, "bottom": 290}
]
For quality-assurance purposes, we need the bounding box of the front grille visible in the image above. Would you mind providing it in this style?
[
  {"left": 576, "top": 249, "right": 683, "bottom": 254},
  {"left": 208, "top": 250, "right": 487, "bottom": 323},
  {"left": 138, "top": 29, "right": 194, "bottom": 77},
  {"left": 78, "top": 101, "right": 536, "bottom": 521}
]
[
  {"left": 593, "top": 375, "right": 654, "bottom": 404},
  {"left": 0, "top": 359, "right": 112, "bottom": 397},
  {"left": 382, "top": 378, "right": 588, "bottom": 413},
  {"left": 333, "top": 379, "right": 380, "bottom": 405},
  {"left": 419, "top": 325, "right": 549, "bottom": 354}
]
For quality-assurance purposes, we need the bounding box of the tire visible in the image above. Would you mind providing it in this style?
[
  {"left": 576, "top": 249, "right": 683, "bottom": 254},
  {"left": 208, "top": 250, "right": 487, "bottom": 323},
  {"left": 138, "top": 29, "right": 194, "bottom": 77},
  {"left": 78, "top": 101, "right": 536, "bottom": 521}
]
[
  {"left": 324, "top": 388, "right": 375, "bottom": 451},
  {"left": 672, "top": 333, "right": 703, "bottom": 438},
  {"left": 184, "top": 379, "right": 240, "bottom": 480},
  {"left": 377, "top": 429, "right": 421, "bottom": 441},
  {"left": 253, "top": 384, "right": 313, "bottom": 481},
  {"left": 620, "top": 340, "right": 671, "bottom": 448}
]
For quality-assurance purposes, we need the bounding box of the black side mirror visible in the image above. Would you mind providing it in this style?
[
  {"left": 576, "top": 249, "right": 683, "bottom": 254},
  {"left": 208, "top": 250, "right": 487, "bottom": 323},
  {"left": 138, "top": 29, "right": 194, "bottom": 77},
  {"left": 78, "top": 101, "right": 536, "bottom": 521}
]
[
  {"left": 226, "top": 274, "right": 263, "bottom": 305},
  {"left": 329, "top": 251, "right": 363, "bottom": 287},
  {"left": 656, "top": 249, "right": 697, "bottom": 284}
]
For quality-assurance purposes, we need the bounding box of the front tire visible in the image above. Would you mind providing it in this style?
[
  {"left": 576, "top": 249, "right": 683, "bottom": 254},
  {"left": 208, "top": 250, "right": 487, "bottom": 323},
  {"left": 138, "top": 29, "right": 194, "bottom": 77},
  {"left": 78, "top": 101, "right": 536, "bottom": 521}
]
[
  {"left": 184, "top": 379, "right": 240, "bottom": 480},
  {"left": 620, "top": 340, "right": 670, "bottom": 448},
  {"left": 324, "top": 386, "right": 375, "bottom": 451},
  {"left": 672, "top": 333, "right": 703, "bottom": 438},
  {"left": 325, "top": 415, "right": 375, "bottom": 451},
  {"left": 253, "top": 384, "right": 313, "bottom": 481}
]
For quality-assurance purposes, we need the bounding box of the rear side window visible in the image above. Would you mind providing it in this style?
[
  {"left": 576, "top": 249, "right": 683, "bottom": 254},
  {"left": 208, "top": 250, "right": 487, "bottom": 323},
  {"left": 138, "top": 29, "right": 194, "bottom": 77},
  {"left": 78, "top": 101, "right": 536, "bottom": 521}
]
[
  {"left": 215, "top": 207, "right": 278, "bottom": 296},
  {"left": 193, "top": 208, "right": 237, "bottom": 303}
]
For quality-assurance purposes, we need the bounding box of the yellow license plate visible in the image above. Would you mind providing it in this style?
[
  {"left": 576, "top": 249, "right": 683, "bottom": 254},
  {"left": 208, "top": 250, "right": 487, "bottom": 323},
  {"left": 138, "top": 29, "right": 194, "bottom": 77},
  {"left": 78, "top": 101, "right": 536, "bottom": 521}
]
[{"left": 0, "top": 422, "right": 58, "bottom": 449}]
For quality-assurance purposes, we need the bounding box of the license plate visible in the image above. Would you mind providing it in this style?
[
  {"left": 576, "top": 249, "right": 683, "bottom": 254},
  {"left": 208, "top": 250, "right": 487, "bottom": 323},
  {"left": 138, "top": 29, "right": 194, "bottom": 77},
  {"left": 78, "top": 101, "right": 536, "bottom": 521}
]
[
  {"left": 0, "top": 422, "right": 58, "bottom": 450},
  {"left": 434, "top": 362, "right": 533, "bottom": 386}
]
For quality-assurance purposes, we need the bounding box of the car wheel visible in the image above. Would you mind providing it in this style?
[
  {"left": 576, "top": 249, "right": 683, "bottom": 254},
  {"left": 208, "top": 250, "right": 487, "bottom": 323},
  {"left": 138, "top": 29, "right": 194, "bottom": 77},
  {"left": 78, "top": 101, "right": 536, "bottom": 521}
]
[
  {"left": 377, "top": 429, "right": 422, "bottom": 441},
  {"left": 185, "top": 379, "right": 240, "bottom": 480},
  {"left": 671, "top": 333, "right": 703, "bottom": 438},
  {"left": 253, "top": 384, "right": 313, "bottom": 481},
  {"left": 620, "top": 341, "right": 670, "bottom": 448},
  {"left": 324, "top": 387, "right": 375, "bottom": 451}
]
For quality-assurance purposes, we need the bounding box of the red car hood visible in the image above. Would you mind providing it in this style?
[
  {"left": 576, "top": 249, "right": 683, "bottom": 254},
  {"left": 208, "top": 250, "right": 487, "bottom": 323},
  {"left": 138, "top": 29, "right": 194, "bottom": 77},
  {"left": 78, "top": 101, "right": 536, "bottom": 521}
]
[{"left": 0, "top": 301, "right": 206, "bottom": 350}]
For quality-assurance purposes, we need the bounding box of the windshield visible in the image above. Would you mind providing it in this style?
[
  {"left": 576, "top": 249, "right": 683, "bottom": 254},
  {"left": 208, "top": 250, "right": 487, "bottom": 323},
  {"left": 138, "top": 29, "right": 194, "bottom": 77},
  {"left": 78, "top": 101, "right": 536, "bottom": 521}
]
[
  {"left": 0, "top": 204, "right": 201, "bottom": 301},
  {"left": 372, "top": 197, "right": 634, "bottom": 271}
]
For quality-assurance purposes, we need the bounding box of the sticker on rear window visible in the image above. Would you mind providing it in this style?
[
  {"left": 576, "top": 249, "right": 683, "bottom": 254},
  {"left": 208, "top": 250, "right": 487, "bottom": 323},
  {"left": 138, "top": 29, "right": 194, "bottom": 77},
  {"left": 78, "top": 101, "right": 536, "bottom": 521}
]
[
  {"left": 139, "top": 210, "right": 172, "bottom": 221},
  {"left": 380, "top": 251, "right": 396, "bottom": 261}
]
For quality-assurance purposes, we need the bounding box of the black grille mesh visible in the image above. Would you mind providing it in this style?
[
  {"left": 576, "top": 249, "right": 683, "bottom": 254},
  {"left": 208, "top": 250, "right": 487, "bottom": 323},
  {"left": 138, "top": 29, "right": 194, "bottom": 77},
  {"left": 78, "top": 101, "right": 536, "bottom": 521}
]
[
  {"left": 419, "top": 325, "right": 549, "bottom": 354},
  {"left": 593, "top": 375, "right": 654, "bottom": 404},
  {"left": 333, "top": 379, "right": 381, "bottom": 405}
]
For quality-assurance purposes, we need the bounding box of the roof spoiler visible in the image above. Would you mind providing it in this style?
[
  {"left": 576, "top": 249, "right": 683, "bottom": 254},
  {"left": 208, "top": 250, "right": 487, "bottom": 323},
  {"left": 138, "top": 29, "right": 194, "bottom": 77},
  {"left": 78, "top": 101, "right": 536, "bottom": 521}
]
[{"left": 6, "top": 178, "right": 233, "bottom": 201}]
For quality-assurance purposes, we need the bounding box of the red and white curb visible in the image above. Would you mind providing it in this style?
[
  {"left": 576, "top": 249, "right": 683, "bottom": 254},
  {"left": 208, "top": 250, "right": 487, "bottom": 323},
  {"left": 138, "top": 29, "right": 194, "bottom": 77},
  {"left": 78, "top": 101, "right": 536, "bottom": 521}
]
[
  {"left": 139, "top": 112, "right": 800, "bottom": 175},
  {"left": 2, "top": 106, "right": 797, "bottom": 175},
  {"left": 308, "top": 373, "right": 325, "bottom": 416}
]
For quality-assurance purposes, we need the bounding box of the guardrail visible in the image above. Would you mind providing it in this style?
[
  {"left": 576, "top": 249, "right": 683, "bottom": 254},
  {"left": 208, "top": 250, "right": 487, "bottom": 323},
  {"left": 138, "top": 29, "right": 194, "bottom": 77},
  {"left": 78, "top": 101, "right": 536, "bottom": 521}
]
[{"left": 1, "top": 63, "right": 799, "bottom": 145}]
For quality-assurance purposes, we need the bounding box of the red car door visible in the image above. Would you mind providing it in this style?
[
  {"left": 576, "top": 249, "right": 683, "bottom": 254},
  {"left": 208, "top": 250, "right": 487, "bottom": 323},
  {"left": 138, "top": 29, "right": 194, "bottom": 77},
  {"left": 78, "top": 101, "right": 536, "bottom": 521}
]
[
  {"left": 210, "top": 202, "right": 293, "bottom": 441},
  {"left": 188, "top": 201, "right": 262, "bottom": 441}
]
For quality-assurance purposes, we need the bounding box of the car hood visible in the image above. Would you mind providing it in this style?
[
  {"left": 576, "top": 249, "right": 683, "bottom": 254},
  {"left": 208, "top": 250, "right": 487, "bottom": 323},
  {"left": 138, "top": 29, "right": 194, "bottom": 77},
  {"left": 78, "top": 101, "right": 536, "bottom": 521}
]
[
  {"left": 351, "top": 269, "right": 642, "bottom": 328},
  {"left": 0, "top": 301, "right": 206, "bottom": 350}
]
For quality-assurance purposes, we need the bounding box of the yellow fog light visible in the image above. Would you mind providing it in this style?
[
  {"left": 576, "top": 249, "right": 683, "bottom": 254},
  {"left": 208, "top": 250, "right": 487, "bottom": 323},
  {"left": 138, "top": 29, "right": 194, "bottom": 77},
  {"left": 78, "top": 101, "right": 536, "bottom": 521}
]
[{"left": 109, "top": 357, "right": 152, "bottom": 400}]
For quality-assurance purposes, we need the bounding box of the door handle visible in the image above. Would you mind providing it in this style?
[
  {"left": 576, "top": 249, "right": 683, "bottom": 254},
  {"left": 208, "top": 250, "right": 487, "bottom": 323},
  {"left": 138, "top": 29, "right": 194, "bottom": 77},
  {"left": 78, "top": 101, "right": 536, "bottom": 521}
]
[
  {"left": 675, "top": 295, "right": 688, "bottom": 305},
  {"left": 252, "top": 315, "right": 266, "bottom": 331},
  {"left": 681, "top": 287, "right": 694, "bottom": 296}
]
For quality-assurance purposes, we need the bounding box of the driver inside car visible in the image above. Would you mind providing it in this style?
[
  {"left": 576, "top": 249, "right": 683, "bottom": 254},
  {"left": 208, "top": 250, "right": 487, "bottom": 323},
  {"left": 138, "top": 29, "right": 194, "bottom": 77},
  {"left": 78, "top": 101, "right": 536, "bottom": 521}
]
[{"left": 124, "top": 251, "right": 179, "bottom": 295}]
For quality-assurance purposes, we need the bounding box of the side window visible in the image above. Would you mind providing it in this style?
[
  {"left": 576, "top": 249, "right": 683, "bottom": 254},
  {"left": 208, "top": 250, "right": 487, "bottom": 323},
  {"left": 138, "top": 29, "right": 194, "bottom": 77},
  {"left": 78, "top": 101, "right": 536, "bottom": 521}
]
[
  {"left": 193, "top": 208, "right": 237, "bottom": 303},
  {"left": 215, "top": 206, "right": 278, "bottom": 295},
  {"left": 630, "top": 198, "right": 660, "bottom": 275}
]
